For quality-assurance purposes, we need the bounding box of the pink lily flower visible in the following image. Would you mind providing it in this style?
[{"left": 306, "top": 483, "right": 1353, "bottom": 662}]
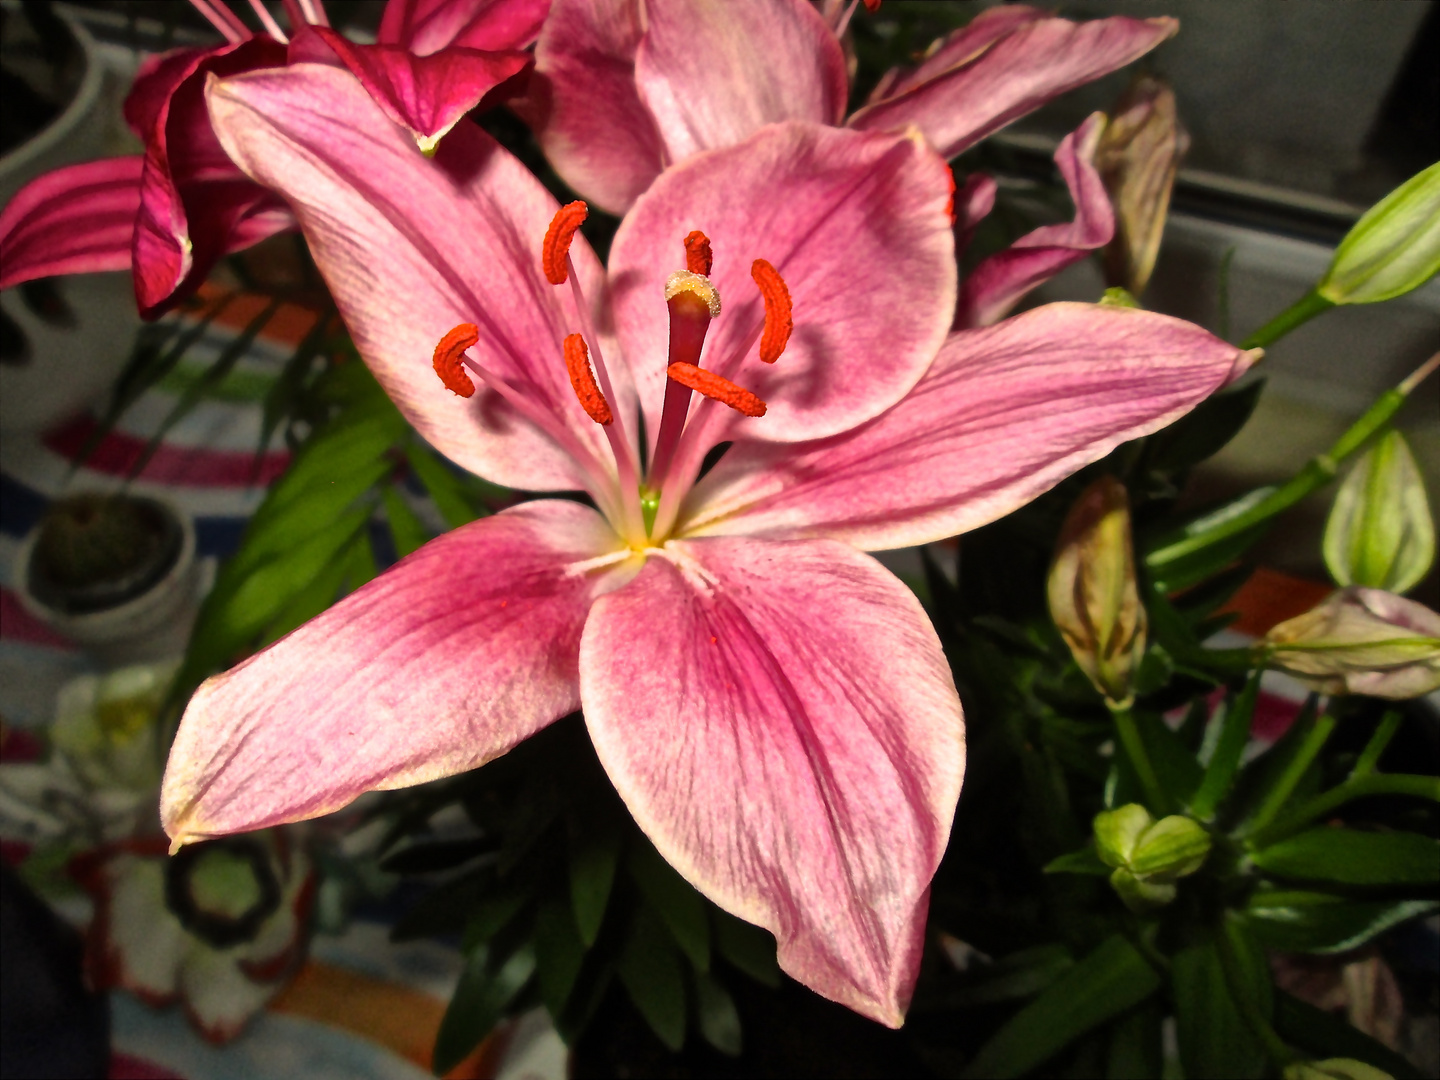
[
  {"left": 0, "top": 0, "right": 547, "bottom": 318},
  {"left": 520, "top": 0, "right": 1174, "bottom": 328},
  {"left": 160, "top": 64, "right": 1252, "bottom": 1025}
]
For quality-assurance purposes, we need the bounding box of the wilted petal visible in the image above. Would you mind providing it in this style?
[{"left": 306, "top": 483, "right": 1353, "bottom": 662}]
[
  {"left": 581, "top": 536, "right": 964, "bottom": 1026},
  {"left": 378, "top": 0, "right": 551, "bottom": 52},
  {"left": 634, "top": 0, "right": 848, "bottom": 164},
  {"left": 609, "top": 122, "right": 954, "bottom": 445},
  {"left": 526, "top": 0, "right": 666, "bottom": 215},
  {"left": 0, "top": 157, "right": 142, "bottom": 288},
  {"left": 162, "top": 501, "right": 633, "bottom": 846},
  {"left": 957, "top": 114, "right": 1112, "bottom": 328},
  {"left": 207, "top": 63, "right": 627, "bottom": 492},
  {"left": 295, "top": 27, "right": 531, "bottom": 153},
  {"left": 684, "top": 304, "right": 1253, "bottom": 550},
  {"left": 849, "top": 14, "right": 1175, "bottom": 160}
]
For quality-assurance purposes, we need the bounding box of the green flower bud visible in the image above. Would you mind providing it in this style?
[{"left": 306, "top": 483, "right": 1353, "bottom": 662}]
[
  {"left": 1318, "top": 161, "right": 1440, "bottom": 305},
  {"left": 1094, "top": 803, "right": 1153, "bottom": 868},
  {"left": 1128, "top": 814, "right": 1211, "bottom": 880},
  {"left": 1094, "top": 806, "right": 1210, "bottom": 912},
  {"left": 1284, "top": 1059, "right": 1394, "bottom": 1080},
  {"left": 1324, "top": 430, "right": 1435, "bottom": 593},
  {"left": 1265, "top": 587, "right": 1440, "bottom": 699},
  {"left": 1109, "top": 867, "right": 1176, "bottom": 912},
  {"left": 1098, "top": 74, "right": 1189, "bottom": 297},
  {"left": 1048, "top": 477, "right": 1147, "bottom": 706}
]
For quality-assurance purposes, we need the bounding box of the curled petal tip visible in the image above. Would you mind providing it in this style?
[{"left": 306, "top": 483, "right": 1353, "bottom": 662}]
[{"left": 1229, "top": 346, "right": 1264, "bottom": 385}]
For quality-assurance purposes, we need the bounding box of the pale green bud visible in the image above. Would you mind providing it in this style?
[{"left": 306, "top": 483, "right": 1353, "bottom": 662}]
[
  {"left": 1094, "top": 806, "right": 1211, "bottom": 912},
  {"left": 1284, "top": 1059, "right": 1394, "bottom": 1080},
  {"left": 1094, "top": 803, "right": 1153, "bottom": 868},
  {"left": 1128, "top": 814, "right": 1211, "bottom": 880},
  {"left": 1048, "top": 477, "right": 1147, "bottom": 706},
  {"left": 1266, "top": 587, "right": 1440, "bottom": 699},
  {"left": 1109, "top": 867, "right": 1176, "bottom": 912},
  {"left": 1318, "top": 161, "right": 1440, "bottom": 304},
  {"left": 1324, "top": 430, "right": 1434, "bottom": 593}
]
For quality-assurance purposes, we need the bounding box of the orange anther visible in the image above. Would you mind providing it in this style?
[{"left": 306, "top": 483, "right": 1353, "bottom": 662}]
[
  {"left": 751, "top": 259, "right": 793, "bottom": 364},
  {"left": 684, "top": 230, "right": 713, "bottom": 276},
  {"left": 666, "top": 362, "right": 766, "bottom": 417},
  {"left": 862, "top": 0, "right": 880, "bottom": 12},
  {"left": 433, "top": 323, "right": 478, "bottom": 397},
  {"left": 564, "top": 334, "right": 613, "bottom": 425},
  {"left": 543, "top": 200, "right": 588, "bottom": 285}
]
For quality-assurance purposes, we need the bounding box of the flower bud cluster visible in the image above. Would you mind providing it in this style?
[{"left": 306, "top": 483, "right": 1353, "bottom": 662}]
[{"left": 1094, "top": 804, "right": 1211, "bottom": 912}]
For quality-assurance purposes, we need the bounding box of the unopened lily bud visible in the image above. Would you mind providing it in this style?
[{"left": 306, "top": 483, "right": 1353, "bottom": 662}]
[
  {"left": 1284, "top": 1059, "right": 1394, "bottom": 1080},
  {"left": 1128, "top": 814, "right": 1211, "bottom": 880},
  {"left": 1094, "top": 803, "right": 1153, "bottom": 868},
  {"left": 1048, "top": 476, "right": 1147, "bottom": 705},
  {"left": 1318, "top": 161, "right": 1440, "bottom": 305},
  {"left": 1265, "top": 587, "right": 1440, "bottom": 699},
  {"left": 1323, "top": 430, "right": 1435, "bottom": 593},
  {"left": 1094, "top": 805, "right": 1210, "bottom": 912},
  {"left": 1097, "top": 74, "right": 1189, "bottom": 297}
]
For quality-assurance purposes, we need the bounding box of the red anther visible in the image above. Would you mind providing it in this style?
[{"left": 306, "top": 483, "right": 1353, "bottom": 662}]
[
  {"left": 543, "top": 201, "right": 588, "bottom": 285},
  {"left": 564, "top": 334, "right": 613, "bottom": 425},
  {"left": 433, "top": 323, "right": 479, "bottom": 397},
  {"left": 684, "top": 231, "right": 713, "bottom": 276},
  {"left": 751, "top": 259, "right": 793, "bottom": 364},
  {"left": 666, "top": 362, "right": 766, "bottom": 417},
  {"left": 943, "top": 168, "right": 957, "bottom": 225},
  {"left": 862, "top": 0, "right": 881, "bottom": 12}
]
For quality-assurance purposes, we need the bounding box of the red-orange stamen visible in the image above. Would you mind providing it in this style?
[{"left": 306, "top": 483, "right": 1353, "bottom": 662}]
[
  {"left": 666, "top": 362, "right": 766, "bottom": 417},
  {"left": 433, "top": 323, "right": 478, "bottom": 397},
  {"left": 862, "top": 0, "right": 881, "bottom": 12},
  {"left": 564, "top": 334, "right": 613, "bottom": 425},
  {"left": 543, "top": 201, "right": 588, "bottom": 285},
  {"left": 751, "top": 259, "right": 793, "bottom": 364},
  {"left": 684, "top": 230, "right": 713, "bottom": 276}
]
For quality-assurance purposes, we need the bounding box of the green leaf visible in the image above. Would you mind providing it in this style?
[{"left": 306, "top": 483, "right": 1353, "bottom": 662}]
[
  {"left": 712, "top": 909, "right": 779, "bottom": 988},
  {"left": 1190, "top": 669, "right": 1263, "bottom": 820},
  {"left": 406, "top": 443, "right": 480, "bottom": 529},
  {"left": 432, "top": 944, "right": 535, "bottom": 1076},
  {"left": 1128, "top": 709, "right": 1204, "bottom": 807},
  {"left": 617, "top": 906, "right": 687, "bottom": 1052},
  {"left": 381, "top": 484, "right": 429, "bottom": 558},
  {"left": 378, "top": 838, "right": 495, "bottom": 875},
  {"left": 627, "top": 839, "right": 710, "bottom": 973},
  {"left": 569, "top": 819, "right": 622, "bottom": 948},
  {"left": 1250, "top": 828, "right": 1440, "bottom": 888},
  {"left": 1145, "top": 379, "right": 1265, "bottom": 474},
  {"left": 256, "top": 532, "right": 357, "bottom": 647},
  {"left": 694, "top": 970, "right": 743, "bottom": 1056},
  {"left": 534, "top": 898, "right": 586, "bottom": 1019},
  {"left": 1245, "top": 890, "right": 1438, "bottom": 953},
  {"left": 1104, "top": 998, "right": 1162, "bottom": 1080},
  {"left": 1171, "top": 936, "right": 1267, "bottom": 1080},
  {"left": 961, "top": 935, "right": 1160, "bottom": 1079},
  {"left": 1273, "top": 990, "right": 1423, "bottom": 1080},
  {"left": 389, "top": 871, "right": 492, "bottom": 942},
  {"left": 1044, "top": 846, "right": 1110, "bottom": 876},
  {"left": 919, "top": 945, "right": 1076, "bottom": 1011},
  {"left": 460, "top": 881, "right": 535, "bottom": 952}
]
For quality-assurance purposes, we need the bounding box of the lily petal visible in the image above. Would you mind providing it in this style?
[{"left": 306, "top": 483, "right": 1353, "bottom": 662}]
[
  {"left": 633, "top": 0, "right": 848, "bottom": 165},
  {"left": 0, "top": 157, "right": 142, "bottom": 288},
  {"left": 525, "top": 0, "right": 666, "bottom": 215},
  {"left": 162, "top": 501, "right": 633, "bottom": 846},
  {"left": 956, "top": 114, "right": 1113, "bottom": 328},
  {"left": 849, "top": 13, "right": 1176, "bottom": 161},
  {"left": 294, "top": 27, "right": 531, "bottom": 153},
  {"left": 684, "top": 304, "right": 1253, "bottom": 550},
  {"left": 608, "top": 122, "right": 955, "bottom": 446},
  {"left": 865, "top": 5, "right": 1048, "bottom": 104},
  {"left": 580, "top": 536, "right": 964, "bottom": 1026},
  {"left": 378, "top": 0, "right": 551, "bottom": 53},
  {"left": 207, "top": 63, "right": 626, "bottom": 493}
]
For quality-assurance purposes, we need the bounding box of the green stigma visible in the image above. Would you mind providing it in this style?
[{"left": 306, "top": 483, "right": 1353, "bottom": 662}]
[{"left": 640, "top": 485, "right": 660, "bottom": 536}]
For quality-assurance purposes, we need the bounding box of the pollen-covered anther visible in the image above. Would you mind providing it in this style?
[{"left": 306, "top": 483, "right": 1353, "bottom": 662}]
[
  {"left": 684, "top": 230, "right": 713, "bottom": 275},
  {"left": 542, "top": 200, "right": 588, "bottom": 285},
  {"left": 751, "top": 259, "right": 793, "bottom": 363},
  {"left": 432, "top": 323, "right": 479, "bottom": 397},
  {"left": 667, "top": 362, "right": 766, "bottom": 417},
  {"left": 665, "top": 271, "right": 721, "bottom": 318},
  {"left": 564, "top": 334, "right": 613, "bottom": 425}
]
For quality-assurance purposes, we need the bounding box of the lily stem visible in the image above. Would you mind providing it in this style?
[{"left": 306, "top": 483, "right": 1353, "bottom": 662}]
[
  {"left": 1239, "top": 288, "right": 1334, "bottom": 350},
  {"left": 1243, "top": 711, "right": 1336, "bottom": 836},
  {"left": 1246, "top": 773, "right": 1440, "bottom": 850},
  {"left": 1109, "top": 703, "right": 1169, "bottom": 814}
]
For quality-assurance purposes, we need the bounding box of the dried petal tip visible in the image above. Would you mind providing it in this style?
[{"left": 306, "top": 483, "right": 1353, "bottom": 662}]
[
  {"left": 543, "top": 200, "right": 589, "bottom": 285},
  {"left": 665, "top": 270, "right": 722, "bottom": 318},
  {"left": 667, "top": 362, "right": 766, "bottom": 417},
  {"left": 564, "top": 334, "right": 613, "bottom": 425},
  {"left": 751, "top": 259, "right": 793, "bottom": 363},
  {"left": 432, "top": 323, "right": 479, "bottom": 398},
  {"left": 684, "top": 230, "right": 713, "bottom": 275}
]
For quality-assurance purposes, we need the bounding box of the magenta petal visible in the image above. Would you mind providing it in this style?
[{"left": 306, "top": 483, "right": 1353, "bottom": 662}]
[
  {"left": 206, "top": 63, "right": 627, "bottom": 493},
  {"left": 633, "top": 0, "right": 848, "bottom": 164},
  {"left": 684, "top": 304, "right": 1254, "bottom": 550},
  {"left": 304, "top": 27, "right": 531, "bottom": 152},
  {"left": 162, "top": 501, "right": 632, "bottom": 845},
  {"left": 581, "top": 536, "right": 964, "bottom": 1026},
  {"left": 956, "top": 114, "right": 1112, "bottom": 328},
  {"left": 865, "top": 4, "right": 1047, "bottom": 104},
  {"left": 953, "top": 172, "right": 997, "bottom": 259},
  {"left": 525, "top": 0, "right": 665, "bottom": 215},
  {"left": 849, "top": 14, "right": 1176, "bottom": 160},
  {"left": 378, "top": 0, "right": 551, "bottom": 53},
  {"left": 0, "top": 158, "right": 142, "bottom": 289},
  {"left": 608, "top": 122, "right": 955, "bottom": 446}
]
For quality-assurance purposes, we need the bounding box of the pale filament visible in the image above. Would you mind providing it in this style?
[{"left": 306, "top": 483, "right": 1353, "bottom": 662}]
[
  {"left": 188, "top": 0, "right": 249, "bottom": 41},
  {"left": 246, "top": 0, "right": 288, "bottom": 40}
]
